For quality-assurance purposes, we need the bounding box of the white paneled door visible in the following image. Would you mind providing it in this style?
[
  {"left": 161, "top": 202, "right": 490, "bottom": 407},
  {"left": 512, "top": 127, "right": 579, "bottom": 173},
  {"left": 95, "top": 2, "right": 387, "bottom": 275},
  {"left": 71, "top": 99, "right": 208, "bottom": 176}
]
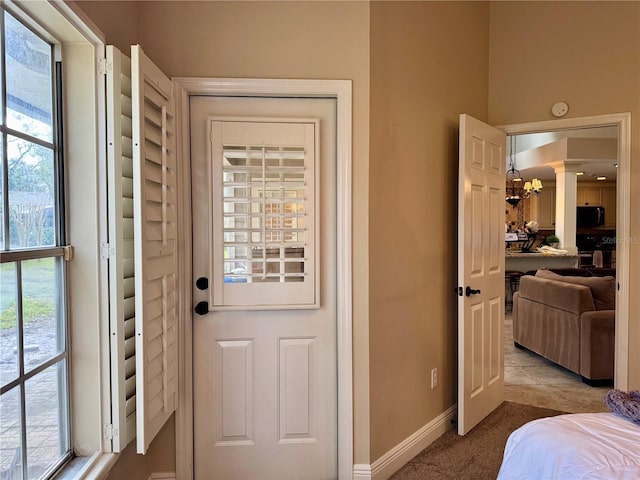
[
  {"left": 457, "top": 114, "right": 506, "bottom": 435},
  {"left": 191, "top": 97, "right": 337, "bottom": 479}
]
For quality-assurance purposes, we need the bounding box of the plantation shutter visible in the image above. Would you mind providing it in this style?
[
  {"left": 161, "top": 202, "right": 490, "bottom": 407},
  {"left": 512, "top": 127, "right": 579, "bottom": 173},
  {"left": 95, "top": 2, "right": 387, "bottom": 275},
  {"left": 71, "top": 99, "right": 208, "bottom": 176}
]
[
  {"left": 106, "top": 45, "right": 137, "bottom": 452},
  {"left": 131, "top": 45, "right": 178, "bottom": 454},
  {"left": 210, "top": 120, "right": 318, "bottom": 308}
]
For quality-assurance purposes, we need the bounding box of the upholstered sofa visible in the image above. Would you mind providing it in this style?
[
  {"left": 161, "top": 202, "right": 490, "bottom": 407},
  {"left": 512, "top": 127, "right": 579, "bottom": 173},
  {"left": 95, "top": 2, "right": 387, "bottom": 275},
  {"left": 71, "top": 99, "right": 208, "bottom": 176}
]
[{"left": 512, "top": 269, "right": 616, "bottom": 385}]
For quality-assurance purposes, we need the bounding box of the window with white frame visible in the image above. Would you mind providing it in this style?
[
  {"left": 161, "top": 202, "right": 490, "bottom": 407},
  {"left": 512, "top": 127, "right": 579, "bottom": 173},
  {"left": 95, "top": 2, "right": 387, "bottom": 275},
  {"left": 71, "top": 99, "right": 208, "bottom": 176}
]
[{"left": 0, "top": 7, "right": 72, "bottom": 479}]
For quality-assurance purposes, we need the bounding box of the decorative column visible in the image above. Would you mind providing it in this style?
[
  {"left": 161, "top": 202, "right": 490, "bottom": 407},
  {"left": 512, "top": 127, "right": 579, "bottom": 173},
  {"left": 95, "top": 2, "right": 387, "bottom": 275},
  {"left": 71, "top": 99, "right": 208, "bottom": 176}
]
[{"left": 549, "top": 161, "right": 582, "bottom": 255}]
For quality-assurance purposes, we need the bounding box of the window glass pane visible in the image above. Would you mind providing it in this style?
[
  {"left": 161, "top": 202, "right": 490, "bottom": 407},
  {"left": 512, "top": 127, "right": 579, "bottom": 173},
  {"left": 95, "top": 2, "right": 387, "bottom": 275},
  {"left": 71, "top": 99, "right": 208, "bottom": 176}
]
[
  {"left": 0, "top": 386, "right": 23, "bottom": 479},
  {"left": 221, "top": 144, "right": 308, "bottom": 285},
  {"left": 1, "top": 139, "right": 5, "bottom": 248},
  {"left": 0, "top": 262, "right": 18, "bottom": 386},
  {"left": 284, "top": 247, "right": 305, "bottom": 282},
  {"left": 0, "top": 20, "right": 4, "bottom": 123},
  {"left": 22, "top": 258, "right": 62, "bottom": 370},
  {"left": 4, "top": 12, "right": 53, "bottom": 143},
  {"left": 25, "top": 361, "right": 68, "bottom": 477},
  {"left": 7, "top": 136, "right": 55, "bottom": 249}
]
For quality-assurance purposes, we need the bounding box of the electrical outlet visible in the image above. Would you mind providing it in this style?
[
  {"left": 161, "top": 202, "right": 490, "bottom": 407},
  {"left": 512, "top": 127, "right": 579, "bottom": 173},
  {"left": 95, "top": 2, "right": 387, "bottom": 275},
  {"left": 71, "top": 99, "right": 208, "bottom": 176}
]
[{"left": 431, "top": 368, "right": 438, "bottom": 389}]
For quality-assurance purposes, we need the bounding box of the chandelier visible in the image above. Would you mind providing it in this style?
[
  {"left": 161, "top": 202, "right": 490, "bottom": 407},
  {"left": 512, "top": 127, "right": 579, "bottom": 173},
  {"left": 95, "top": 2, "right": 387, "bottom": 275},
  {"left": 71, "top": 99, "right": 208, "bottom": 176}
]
[{"left": 505, "top": 135, "right": 542, "bottom": 207}]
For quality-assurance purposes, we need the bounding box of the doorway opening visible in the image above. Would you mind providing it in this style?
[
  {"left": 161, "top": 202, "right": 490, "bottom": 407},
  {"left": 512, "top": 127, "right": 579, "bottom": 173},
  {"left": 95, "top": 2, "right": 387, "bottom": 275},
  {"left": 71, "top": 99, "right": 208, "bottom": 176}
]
[{"left": 500, "top": 113, "right": 631, "bottom": 412}]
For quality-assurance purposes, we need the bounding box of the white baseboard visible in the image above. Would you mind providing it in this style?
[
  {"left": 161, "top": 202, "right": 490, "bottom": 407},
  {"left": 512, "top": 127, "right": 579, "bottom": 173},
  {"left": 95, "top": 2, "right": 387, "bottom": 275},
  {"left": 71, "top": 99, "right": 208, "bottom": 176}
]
[
  {"left": 353, "top": 463, "right": 373, "bottom": 480},
  {"left": 353, "top": 404, "right": 457, "bottom": 480},
  {"left": 148, "top": 473, "right": 176, "bottom": 480}
]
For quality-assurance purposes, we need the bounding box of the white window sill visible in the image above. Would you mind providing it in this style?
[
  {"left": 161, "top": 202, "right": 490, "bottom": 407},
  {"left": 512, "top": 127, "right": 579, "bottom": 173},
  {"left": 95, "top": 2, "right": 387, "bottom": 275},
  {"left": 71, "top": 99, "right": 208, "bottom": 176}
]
[{"left": 54, "top": 453, "right": 119, "bottom": 480}]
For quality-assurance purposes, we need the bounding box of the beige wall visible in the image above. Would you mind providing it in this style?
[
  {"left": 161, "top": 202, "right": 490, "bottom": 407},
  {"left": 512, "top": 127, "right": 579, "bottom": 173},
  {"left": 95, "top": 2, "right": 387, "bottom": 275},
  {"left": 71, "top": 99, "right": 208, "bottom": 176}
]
[
  {"left": 104, "top": 416, "right": 176, "bottom": 480},
  {"left": 489, "top": 0, "right": 640, "bottom": 388},
  {"left": 369, "top": 1, "right": 490, "bottom": 461},
  {"left": 75, "top": 0, "right": 139, "bottom": 52}
]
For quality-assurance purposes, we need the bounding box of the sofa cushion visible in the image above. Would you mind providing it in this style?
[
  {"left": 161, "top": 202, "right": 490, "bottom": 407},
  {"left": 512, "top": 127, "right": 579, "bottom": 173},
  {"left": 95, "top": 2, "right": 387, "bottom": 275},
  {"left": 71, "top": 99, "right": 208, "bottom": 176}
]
[
  {"left": 536, "top": 269, "right": 615, "bottom": 310},
  {"left": 548, "top": 268, "right": 592, "bottom": 277}
]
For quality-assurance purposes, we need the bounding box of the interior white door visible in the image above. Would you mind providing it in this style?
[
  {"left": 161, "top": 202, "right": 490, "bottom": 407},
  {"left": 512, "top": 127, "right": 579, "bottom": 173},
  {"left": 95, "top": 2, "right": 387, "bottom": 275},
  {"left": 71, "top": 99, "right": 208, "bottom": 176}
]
[
  {"left": 191, "top": 97, "right": 337, "bottom": 479},
  {"left": 457, "top": 114, "right": 506, "bottom": 435}
]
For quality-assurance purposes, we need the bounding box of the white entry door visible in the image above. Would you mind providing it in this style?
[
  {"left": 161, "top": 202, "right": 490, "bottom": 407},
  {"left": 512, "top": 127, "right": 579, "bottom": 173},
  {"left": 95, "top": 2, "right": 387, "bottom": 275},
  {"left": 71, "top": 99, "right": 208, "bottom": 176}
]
[
  {"left": 457, "top": 114, "right": 506, "bottom": 435},
  {"left": 191, "top": 97, "right": 337, "bottom": 479}
]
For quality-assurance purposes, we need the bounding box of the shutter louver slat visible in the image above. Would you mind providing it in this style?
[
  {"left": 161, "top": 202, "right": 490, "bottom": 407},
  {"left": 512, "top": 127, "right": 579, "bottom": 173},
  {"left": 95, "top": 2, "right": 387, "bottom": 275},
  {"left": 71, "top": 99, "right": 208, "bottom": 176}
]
[
  {"left": 124, "top": 336, "right": 135, "bottom": 359},
  {"left": 122, "top": 137, "right": 133, "bottom": 159},
  {"left": 144, "top": 107, "right": 163, "bottom": 130},
  {"left": 146, "top": 313, "right": 164, "bottom": 342},
  {"left": 122, "top": 156, "right": 133, "bottom": 177},
  {"left": 146, "top": 188, "right": 176, "bottom": 205},
  {"left": 146, "top": 349, "right": 163, "bottom": 377},
  {"left": 107, "top": 46, "right": 137, "bottom": 452},
  {"left": 121, "top": 95, "right": 132, "bottom": 117},
  {"left": 123, "top": 258, "right": 135, "bottom": 278},
  {"left": 121, "top": 75, "right": 132, "bottom": 96},
  {"left": 122, "top": 178, "right": 134, "bottom": 197},
  {"left": 123, "top": 198, "right": 134, "bottom": 218},
  {"left": 124, "top": 316, "right": 135, "bottom": 337},
  {"left": 124, "top": 240, "right": 134, "bottom": 259},
  {"left": 132, "top": 45, "right": 178, "bottom": 454},
  {"left": 145, "top": 127, "right": 163, "bottom": 150},
  {"left": 125, "top": 374, "right": 136, "bottom": 398},
  {"left": 123, "top": 297, "right": 135, "bottom": 319},
  {"left": 145, "top": 274, "right": 168, "bottom": 299},
  {"left": 145, "top": 161, "right": 163, "bottom": 182},
  {"left": 145, "top": 203, "right": 164, "bottom": 222},
  {"left": 121, "top": 117, "right": 133, "bottom": 138},
  {"left": 146, "top": 389, "right": 164, "bottom": 421},
  {"left": 145, "top": 224, "right": 176, "bottom": 243},
  {"left": 123, "top": 218, "right": 134, "bottom": 238},
  {"left": 143, "top": 86, "right": 168, "bottom": 111},
  {"left": 125, "top": 396, "right": 136, "bottom": 417},
  {"left": 125, "top": 355, "right": 136, "bottom": 378}
]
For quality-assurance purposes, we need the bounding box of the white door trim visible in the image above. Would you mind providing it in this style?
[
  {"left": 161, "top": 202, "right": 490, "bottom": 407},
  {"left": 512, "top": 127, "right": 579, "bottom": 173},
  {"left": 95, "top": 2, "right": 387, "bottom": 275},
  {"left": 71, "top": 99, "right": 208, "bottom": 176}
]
[
  {"left": 499, "top": 112, "right": 631, "bottom": 390},
  {"left": 173, "top": 78, "right": 353, "bottom": 479}
]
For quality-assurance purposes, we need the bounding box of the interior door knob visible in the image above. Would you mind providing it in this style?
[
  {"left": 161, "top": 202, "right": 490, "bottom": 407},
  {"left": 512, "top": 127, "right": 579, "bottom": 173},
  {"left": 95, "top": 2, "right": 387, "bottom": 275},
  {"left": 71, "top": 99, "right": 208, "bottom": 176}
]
[
  {"left": 465, "top": 286, "right": 481, "bottom": 297},
  {"left": 194, "top": 301, "right": 209, "bottom": 315}
]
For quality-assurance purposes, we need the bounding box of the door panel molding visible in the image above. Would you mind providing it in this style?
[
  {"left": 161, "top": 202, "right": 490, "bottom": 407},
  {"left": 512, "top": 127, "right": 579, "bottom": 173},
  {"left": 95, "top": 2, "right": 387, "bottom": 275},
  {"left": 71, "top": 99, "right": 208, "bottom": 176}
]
[{"left": 173, "top": 78, "right": 352, "bottom": 479}]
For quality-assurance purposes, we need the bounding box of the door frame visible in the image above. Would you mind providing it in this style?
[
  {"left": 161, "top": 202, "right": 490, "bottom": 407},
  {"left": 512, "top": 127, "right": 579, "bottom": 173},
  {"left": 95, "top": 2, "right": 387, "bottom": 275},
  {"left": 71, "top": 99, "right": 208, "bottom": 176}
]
[
  {"left": 499, "top": 112, "right": 631, "bottom": 390},
  {"left": 173, "top": 78, "right": 353, "bottom": 479}
]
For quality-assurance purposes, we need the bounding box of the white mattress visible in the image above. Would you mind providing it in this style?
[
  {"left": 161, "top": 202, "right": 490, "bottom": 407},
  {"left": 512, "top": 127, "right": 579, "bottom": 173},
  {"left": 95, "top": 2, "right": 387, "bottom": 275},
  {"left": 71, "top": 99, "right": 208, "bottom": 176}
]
[{"left": 497, "top": 412, "right": 640, "bottom": 479}]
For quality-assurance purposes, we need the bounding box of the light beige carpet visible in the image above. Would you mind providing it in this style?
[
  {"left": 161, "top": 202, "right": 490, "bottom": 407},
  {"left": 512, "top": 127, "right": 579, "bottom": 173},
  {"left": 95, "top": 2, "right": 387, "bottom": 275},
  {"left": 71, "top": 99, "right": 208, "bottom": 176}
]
[{"left": 390, "top": 401, "right": 565, "bottom": 480}]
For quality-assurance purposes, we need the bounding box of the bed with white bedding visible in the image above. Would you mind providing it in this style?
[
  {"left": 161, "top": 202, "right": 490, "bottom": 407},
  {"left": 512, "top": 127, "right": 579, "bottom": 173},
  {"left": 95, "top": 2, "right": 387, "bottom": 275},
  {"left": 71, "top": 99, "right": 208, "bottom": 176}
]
[{"left": 497, "top": 412, "right": 640, "bottom": 479}]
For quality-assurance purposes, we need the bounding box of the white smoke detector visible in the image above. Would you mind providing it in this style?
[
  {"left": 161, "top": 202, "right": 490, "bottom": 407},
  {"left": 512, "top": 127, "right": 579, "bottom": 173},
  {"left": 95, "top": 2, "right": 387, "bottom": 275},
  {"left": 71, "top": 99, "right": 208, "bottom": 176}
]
[{"left": 551, "top": 102, "right": 569, "bottom": 117}]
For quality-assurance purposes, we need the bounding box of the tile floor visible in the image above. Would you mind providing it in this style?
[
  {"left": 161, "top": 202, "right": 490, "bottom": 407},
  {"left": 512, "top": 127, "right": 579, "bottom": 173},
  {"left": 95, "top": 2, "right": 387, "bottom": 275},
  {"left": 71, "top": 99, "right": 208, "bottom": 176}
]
[{"left": 504, "top": 313, "right": 610, "bottom": 413}]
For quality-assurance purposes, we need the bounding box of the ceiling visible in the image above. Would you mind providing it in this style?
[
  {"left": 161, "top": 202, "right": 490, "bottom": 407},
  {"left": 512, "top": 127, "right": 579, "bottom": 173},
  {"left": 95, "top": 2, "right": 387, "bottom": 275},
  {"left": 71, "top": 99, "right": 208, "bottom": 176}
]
[{"left": 509, "top": 126, "right": 618, "bottom": 183}]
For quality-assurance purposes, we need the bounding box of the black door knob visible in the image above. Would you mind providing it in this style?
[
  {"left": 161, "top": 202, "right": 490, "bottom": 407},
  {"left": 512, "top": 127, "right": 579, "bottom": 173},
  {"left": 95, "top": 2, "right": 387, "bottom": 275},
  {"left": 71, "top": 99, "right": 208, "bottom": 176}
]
[
  {"left": 465, "top": 286, "right": 481, "bottom": 297},
  {"left": 196, "top": 277, "right": 209, "bottom": 290},
  {"left": 194, "top": 301, "right": 209, "bottom": 315}
]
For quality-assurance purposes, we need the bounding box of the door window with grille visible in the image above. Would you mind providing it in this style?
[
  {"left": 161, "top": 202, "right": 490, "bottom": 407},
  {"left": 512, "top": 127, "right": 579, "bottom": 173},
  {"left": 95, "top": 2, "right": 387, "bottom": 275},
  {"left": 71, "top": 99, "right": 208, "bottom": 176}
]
[
  {"left": 210, "top": 119, "right": 318, "bottom": 308},
  {"left": 0, "top": 8, "right": 71, "bottom": 479}
]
